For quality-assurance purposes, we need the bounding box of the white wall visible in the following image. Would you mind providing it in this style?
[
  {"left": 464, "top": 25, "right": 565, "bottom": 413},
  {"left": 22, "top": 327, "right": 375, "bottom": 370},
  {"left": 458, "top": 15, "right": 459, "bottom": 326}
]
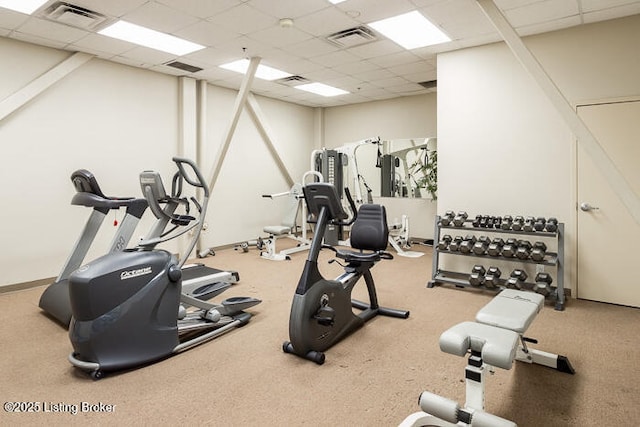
[
  {"left": 199, "top": 86, "right": 316, "bottom": 248},
  {"left": 323, "top": 94, "right": 438, "bottom": 239},
  {"left": 1, "top": 37, "right": 179, "bottom": 286},
  {"left": 437, "top": 14, "right": 640, "bottom": 290},
  {"left": 0, "top": 37, "right": 316, "bottom": 287}
]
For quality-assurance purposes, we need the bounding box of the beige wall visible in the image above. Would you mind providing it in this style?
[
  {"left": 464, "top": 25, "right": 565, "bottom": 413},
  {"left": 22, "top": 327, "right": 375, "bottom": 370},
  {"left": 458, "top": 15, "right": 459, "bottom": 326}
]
[
  {"left": 437, "top": 14, "right": 640, "bottom": 290},
  {"left": 323, "top": 94, "right": 439, "bottom": 239}
]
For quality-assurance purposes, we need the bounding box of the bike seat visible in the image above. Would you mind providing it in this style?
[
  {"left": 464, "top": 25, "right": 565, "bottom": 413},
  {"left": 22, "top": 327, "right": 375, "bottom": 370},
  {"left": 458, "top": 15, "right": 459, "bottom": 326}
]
[{"left": 334, "top": 249, "right": 393, "bottom": 264}]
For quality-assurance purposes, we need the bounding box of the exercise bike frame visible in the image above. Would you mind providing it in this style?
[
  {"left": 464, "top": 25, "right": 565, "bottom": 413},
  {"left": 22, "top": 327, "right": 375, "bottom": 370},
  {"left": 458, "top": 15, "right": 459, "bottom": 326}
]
[{"left": 283, "top": 183, "right": 409, "bottom": 364}]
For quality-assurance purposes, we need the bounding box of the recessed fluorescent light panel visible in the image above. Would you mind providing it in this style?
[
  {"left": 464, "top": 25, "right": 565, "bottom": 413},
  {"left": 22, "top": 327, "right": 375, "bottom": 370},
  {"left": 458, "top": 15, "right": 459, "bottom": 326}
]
[
  {"left": 219, "top": 59, "right": 292, "bottom": 81},
  {"left": 368, "top": 11, "right": 450, "bottom": 50},
  {"left": 99, "top": 21, "right": 205, "bottom": 56},
  {"left": 295, "top": 83, "right": 348, "bottom": 97},
  {"left": 0, "top": 0, "right": 48, "bottom": 14},
  {"left": 328, "top": 0, "right": 348, "bottom": 4}
]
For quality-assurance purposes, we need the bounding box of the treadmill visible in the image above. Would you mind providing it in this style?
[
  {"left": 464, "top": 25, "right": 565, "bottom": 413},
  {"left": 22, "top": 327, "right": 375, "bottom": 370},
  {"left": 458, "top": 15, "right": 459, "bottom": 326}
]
[{"left": 39, "top": 169, "right": 148, "bottom": 327}]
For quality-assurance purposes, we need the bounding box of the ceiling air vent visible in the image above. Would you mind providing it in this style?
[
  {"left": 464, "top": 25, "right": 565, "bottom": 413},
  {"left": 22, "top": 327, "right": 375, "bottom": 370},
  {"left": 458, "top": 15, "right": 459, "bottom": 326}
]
[
  {"left": 164, "top": 61, "right": 203, "bottom": 73},
  {"left": 418, "top": 80, "right": 437, "bottom": 89},
  {"left": 326, "top": 26, "right": 377, "bottom": 48},
  {"left": 274, "top": 75, "right": 310, "bottom": 86},
  {"left": 42, "top": 2, "right": 108, "bottom": 31}
]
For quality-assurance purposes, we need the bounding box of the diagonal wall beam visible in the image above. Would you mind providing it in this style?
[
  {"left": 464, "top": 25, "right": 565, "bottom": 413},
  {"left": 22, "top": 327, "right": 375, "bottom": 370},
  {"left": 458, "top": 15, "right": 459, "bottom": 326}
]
[
  {"left": 206, "top": 56, "right": 260, "bottom": 191},
  {"left": 246, "top": 93, "right": 295, "bottom": 187},
  {"left": 0, "top": 52, "right": 93, "bottom": 123},
  {"left": 476, "top": 0, "right": 640, "bottom": 225}
]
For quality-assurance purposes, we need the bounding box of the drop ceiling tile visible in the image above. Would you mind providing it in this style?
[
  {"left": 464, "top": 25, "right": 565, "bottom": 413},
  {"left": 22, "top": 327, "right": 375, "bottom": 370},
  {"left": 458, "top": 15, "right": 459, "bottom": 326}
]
[
  {"left": 110, "top": 55, "right": 155, "bottom": 69},
  {"left": 368, "top": 51, "right": 423, "bottom": 68},
  {"left": 356, "top": 67, "right": 396, "bottom": 82},
  {"left": 580, "top": 0, "right": 640, "bottom": 12},
  {"left": 293, "top": 6, "right": 361, "bottom": 37},
  {"left": 10, "top": 31, "right": 68, "bottom": 49},
  {"left": 301, "top": 67, "right": 346, "bottom": 82},
  {"left": 372, "top": 75, "right": 411, "bottom": 88},
  {"left": 174, "top": 20, "right": 242, "bottom": 46},
  {"left": 214, "top": 34, "right": 280, "bottom": 59},
  {"left": 266, "top": 50, "right": 322, "bottom": 74},
  {"left": 333, "top": 0, "right": 416, "bottom": 24},
  {"left": 309, "top": 50, "right": 362, "bottom": 67},
  {"left": 517, "top": 15, "right": 582, "bottom": 36},
  {"left": 331, "top": 59, "right": 380, "bottom": 74},
  {"left": 403, "top": 70, "right": 437, "bottom": 83},
  {"left": 0, "top": 9, "right": 29, "bottom": 30},
  {"left": 182, "top": 47, "right": 236, "bottom": 67},
  {"left": 348, "top": 39, "right": 405, "bottom": 59},
  {"left": 207, "top": 4, "right": 275, "bottom": 34},
  {"left": 421, "top": 0, "right": 496, "bottom": 40},
  {"left": 582, "top": 3, "right": 640, "bottom": 22},
  {"left": 118, "top": 45, "right": 178, "bottom": 64},
  {"left": 120, "top": 2, "right": 200, "bottom": 33},
  {"left": 248, "top": 0, "right": 330, "bottom": 20},
  {"left": 504, "top": 0, "right": 580, "bottom": 28},
  {"left": 284, "top": 37, "right": 339, "bottom": 59},
  {"left": 70, "top": 33, "right": 136, "bottom": 56},
  {"left": 17, "top": 17, "right": 89, "bottom": 44},
  {"left": 155, "top": 0, "right": 240, "bottom": 19},
  {"left": 387, "top": 60, "right": 435, "bottom": 76},
  {"left": 246, "top": 25, "right": 312, "bottom": 47}
]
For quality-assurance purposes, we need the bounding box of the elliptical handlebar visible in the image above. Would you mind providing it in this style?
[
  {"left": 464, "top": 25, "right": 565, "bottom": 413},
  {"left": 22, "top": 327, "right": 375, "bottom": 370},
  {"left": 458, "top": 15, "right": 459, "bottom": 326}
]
[{"left": 173, "top": 157, "right": 210, "bottom": 198}]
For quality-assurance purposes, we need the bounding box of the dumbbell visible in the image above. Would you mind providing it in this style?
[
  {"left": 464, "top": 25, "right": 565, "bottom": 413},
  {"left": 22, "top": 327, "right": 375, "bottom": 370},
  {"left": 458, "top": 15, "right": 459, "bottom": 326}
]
[
  {"left": 533, "top": 272, "right": 553, "bottom": 296},
  {"left": 533, "top": 217, "right": 546, "bottom": 232},
  {"left": 440, "top": 210, "right": 455, "bottom": 226},
  {"left": 459, "top": 235, "right": 477, "bottom": 254},
  {"left": 511, "top": 216, "right": 525, "bottom": 231},
  {"left": 531, "top": 241, "right": 547, "bottom": 262},
  {"left": 545, "top": 217, "right": 558, "bottom": 232},
  {"left": 472, "top": 236, "right": 491, "bottom": 255},
  {"left": 448, "top": 236, "right": 464, "bottom": 252},
  {"left": 469, "top": 264, "right": 486, "bottom": 286},
  {"left": 472, "top": 215, "right": 482, "bottom": 228},
  {"left": 437, "top": 234, "right": 453, "bottom": 251},
  {"left": 484, "top": 266, "right": 502, "bottom": 289},
  {"left": 490, "top": 216, "right": 502, "bottom": 229},
  {"left": 507, "top": 269, "right": 528, "bottom": 289},
  {"left": 523, "top": 216, "right": 536, "bottom": 232},
  {"left": 453, "top": 211, "right": 468, "bottom": 227},
  {"left": 487, "top": 237, "right": 505, "bottom": 256},
  {"left": 501, "top": 238, "right": 518, "bottom": 258},
  {"left": 501, "top": 215, "right": 513, "bottom": 230},
  {"left": 515, "top": 240, "right": 533, "bottom": 260}
]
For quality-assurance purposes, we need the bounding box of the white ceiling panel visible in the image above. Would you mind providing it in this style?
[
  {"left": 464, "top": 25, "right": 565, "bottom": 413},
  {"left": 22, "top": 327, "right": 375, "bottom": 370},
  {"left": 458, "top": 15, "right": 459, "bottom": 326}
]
[
  {"left": 0, "top": 0, "right": 638, "bottom": 107},
  {"left": 120, "top": 2, "right": 200, "bottom": 34}
]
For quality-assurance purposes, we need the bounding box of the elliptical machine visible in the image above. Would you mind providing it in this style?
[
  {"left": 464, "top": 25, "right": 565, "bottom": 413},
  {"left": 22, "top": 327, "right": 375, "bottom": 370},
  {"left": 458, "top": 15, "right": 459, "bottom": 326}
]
[
  {"left": 39, "top": 169, "right": 148, "bottom": 328},
  {"left": 68, "top": 157, "right": 261, "bottom": 379},
  {"left": 283, "top": 182, "right": 409, "bottom": 364}
]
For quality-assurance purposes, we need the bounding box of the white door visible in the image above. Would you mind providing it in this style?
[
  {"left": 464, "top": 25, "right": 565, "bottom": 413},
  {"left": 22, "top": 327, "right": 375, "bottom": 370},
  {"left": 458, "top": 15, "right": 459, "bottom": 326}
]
[{"left": 576, "top": 100, "right": 640, "bottom": 307}]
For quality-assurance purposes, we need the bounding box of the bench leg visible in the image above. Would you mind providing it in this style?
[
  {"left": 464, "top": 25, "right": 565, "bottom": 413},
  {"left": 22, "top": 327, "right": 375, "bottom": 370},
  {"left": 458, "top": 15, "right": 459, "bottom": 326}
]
[{"left": 516, "top": 342, "right": 575, "bottom": 374}]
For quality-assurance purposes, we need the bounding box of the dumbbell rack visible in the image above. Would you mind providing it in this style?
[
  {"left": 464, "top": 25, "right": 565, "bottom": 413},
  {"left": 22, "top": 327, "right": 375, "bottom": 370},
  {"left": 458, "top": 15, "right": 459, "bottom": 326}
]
[{"left": 428, "top": 215, "right": 566, "bottom": 310}]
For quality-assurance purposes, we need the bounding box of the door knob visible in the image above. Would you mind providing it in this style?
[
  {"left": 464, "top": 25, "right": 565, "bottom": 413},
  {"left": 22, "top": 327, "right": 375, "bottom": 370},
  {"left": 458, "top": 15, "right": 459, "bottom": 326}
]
[{"left": 580, "top": 202, "right": 599, "bottom": 212}]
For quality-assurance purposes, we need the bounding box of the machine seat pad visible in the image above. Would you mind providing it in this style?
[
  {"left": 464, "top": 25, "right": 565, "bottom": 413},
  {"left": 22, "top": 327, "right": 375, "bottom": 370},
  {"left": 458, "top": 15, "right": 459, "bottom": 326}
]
[
  {"left": 335, "top": 249, "right": 381, "bottom": 264},
  {"left": 440, "top": 321, "right": 519, "bottom": 370},
  {"left": 263, "top": 225, "right": 292, "bottom": 236},
  {"left": 476, "top": 289, "right": 544, "bottom": 334}
]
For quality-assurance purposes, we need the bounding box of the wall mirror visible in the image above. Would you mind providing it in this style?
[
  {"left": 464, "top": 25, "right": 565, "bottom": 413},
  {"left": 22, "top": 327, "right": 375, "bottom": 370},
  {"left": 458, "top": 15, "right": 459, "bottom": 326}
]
[{"left": 354, "top": 137, "right": 437, "bottom": 199}]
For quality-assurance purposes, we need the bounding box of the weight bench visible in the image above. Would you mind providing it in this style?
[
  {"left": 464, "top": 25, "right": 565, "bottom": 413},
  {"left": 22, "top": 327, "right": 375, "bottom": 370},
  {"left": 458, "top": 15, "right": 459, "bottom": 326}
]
[{"left": 399, "top": 289, "right": 574, "bottom": 427}]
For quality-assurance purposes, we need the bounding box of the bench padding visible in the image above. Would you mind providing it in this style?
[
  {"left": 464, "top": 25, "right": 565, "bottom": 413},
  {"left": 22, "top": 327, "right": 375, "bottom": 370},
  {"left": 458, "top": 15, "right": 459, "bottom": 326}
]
[
  {"left": 439, "top": 321, "right": 519, "bottom": 370},
  {"left": 476, "top": 289, "right": 544, "bottom": 334}
]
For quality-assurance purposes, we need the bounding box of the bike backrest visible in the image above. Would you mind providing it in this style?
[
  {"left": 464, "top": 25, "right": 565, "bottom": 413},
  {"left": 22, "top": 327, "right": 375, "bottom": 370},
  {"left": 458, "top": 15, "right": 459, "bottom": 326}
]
[
  {"left": 303, "top": 183, "right": 348, "bottom": 222},
  {"left": 350, "top": 204, "right": 389, "bottom": 251}
]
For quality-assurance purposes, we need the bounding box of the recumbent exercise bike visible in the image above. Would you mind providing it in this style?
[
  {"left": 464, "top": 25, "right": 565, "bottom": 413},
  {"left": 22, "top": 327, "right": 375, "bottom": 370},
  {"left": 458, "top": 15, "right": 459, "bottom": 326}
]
[{"left": 283, "top": 182, "right": 409, "bottom": 364}]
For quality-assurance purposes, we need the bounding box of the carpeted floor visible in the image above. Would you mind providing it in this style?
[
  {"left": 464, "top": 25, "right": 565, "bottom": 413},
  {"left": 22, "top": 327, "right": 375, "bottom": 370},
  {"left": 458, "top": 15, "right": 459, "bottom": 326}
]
[{"left": 1, "top": 242, "right": 639, "bottom": 426}]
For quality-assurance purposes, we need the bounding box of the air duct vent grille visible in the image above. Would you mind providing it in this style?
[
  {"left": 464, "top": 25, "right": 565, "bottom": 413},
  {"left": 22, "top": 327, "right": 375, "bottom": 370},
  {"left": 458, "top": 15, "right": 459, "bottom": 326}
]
[
  {"left": 42, "top": 2, "right": 108, "bottom": 30},
  {"left": 274, "top": 75, "right": 310, "bottom": 86},
  {"left": 418, "top": 80, "right": 437, "bottom": 89},
  {"left": 164, "top": 61, "right": 203, "bottom": 73},
  {"left": 326, "top": 26, "right": 377, "bottom": 48}
]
